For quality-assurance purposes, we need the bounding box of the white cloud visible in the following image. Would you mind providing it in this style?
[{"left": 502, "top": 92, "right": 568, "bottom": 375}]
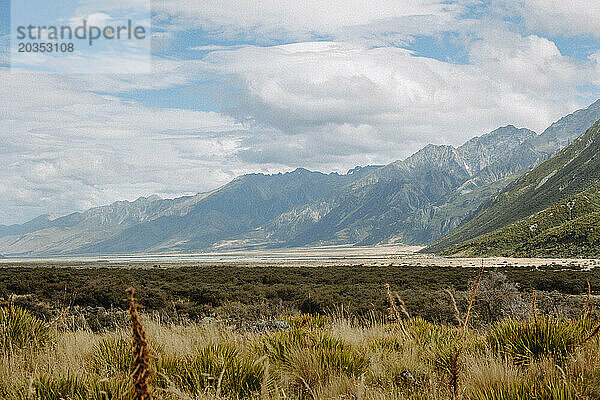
[
  {"left": 72, "top": 59, "right": 203, "bottom": 92},
  {"left": 191, "top": 45, "right": 243, "bottom": 52},
  {"left": 69, "top": 12, "right": 113, "bottom": 27},
  {"left": 494, "top": 0, "right": 600, "bottom": 38},
  {"left": 154, "top": 0, "right": 472, "bottom": 41},
  {"left": 592, "top": 53, "right": 600, "bottom": 88},
  {"left": 467, "top": 28, "right": 586, "bottom": 126},
  {"left": 200, "top": 33, "right": 590, "bottom": 150},
  {"left": 0, "top": 69, "right": 256, "bottom": 224}
]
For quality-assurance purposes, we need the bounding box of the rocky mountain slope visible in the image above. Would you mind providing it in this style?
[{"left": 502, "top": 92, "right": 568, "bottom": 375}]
[
  {"left": 263, "top": 126, "right": 537, "bottom": 247},
  {"left": 262, "top": 99, "right": 600, "bottom": 248},
  {"left": 2, "top": 100, "right": 600, "bottom": 256},
  {"left": 0, "top": 167, "right": 379, "bottom": 256},
  {"left": 439, "top": 181, "right": 600, "bottom": 258},
  {"left": 428, "top": 118, "right": 600, "bottom": 255}
]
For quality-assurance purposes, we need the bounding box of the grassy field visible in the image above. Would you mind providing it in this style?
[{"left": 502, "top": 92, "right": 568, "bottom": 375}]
[
  {"left": 1, "top": 296, "right": 600, "bottom": 399},
  {"left": 1, "top": 259, "right": 600, "bottom": 399}
]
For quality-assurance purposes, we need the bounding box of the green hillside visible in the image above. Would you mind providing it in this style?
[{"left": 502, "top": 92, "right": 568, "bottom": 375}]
[
  {"left": 440, "top": 181, "right": 600, "bottom": 257},
  {"left": 426, "top": 119, "right": 600, "bottom": 254}
]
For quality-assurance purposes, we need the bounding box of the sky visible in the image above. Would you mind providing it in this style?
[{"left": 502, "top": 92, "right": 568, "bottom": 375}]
[{"left": 0, "top": 0, "right": 599, "bottom": 225}]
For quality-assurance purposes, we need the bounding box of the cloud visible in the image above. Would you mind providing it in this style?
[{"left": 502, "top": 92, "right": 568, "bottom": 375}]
[
  {"left": 154, "top": 0, "right": 473, "bottom": 41},
  {"left": 165, "top": 26, "right": 597, "bottom": 174},
  {"left": 199, "top": 32, "right": 591, "bottom": 151},
  {"left": 190, "top": 45, "right": 243, "bottom": 52},
  {"left": 0, "top": 68, "right": 254, "bottom": 224},
  {"left": 466, "top": 28, "right": 587, "bottom": 125},
  {"left": 591, "top": 52, "right": 600, "bottom": 87},
  {"left": 494, "top": 0, "right": 600, "bottom": 38},
  {"left": 69, "top": 12, "right": 113, "bottom": 27}
]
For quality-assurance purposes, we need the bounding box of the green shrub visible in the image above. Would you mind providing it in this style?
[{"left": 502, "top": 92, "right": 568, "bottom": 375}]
[
  {"left": 92, "top": 337, "right": 133, "bottom": 375},
  {"left": 406, "top": 317, "right": 455, "bottom": 345},
  {"left": 0, "top": 305, "right": 50, "bottom": 349},
  {"left": 12, "top": 375, "right": 133, "bottom": 400},
  {"left": 156, "top": 343, "right": 264, "bottom": 398},
  {"left": 368, "top": 335, "right": 405, "bottom": 352},
  {"left": 313, "top": 334, "right": 369, "bottom": 377},
  {"left": 487, "top": 318, "right": 593, "bottom": 365},
  {"left": 262, "top": 329, "right": 308, "bottom": 364},
  {"left": 264, "top": 329, "right": 368, "bottom": 377},
  {"left": 31, "top": 374, "right": 88, "bottom": 400},
  {"left": 87, "top": 378, "right": 133, "bottom": 400}
]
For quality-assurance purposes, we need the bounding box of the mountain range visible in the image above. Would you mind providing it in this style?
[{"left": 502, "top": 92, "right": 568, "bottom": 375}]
[
  {"left": 257, "top": 100, "right": 600, "bottom": 249},
  {"left": 1, "top": 100, "right": 600, "bottom": 257},
  {"left": 427, "top": 119, "right": 600, "bottom": 257},
  {"left": 0, "top": 166, "right": 379, "bottom": 255}
]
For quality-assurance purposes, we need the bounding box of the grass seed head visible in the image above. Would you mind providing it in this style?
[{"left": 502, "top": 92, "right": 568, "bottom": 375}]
[{"left": 127, "top": 287, "right": 153, "bottom": 400}]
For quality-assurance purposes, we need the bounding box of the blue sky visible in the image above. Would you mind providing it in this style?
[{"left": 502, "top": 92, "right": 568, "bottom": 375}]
[{"left": 0, "top": 0, "right": 599, "bottom": 224}]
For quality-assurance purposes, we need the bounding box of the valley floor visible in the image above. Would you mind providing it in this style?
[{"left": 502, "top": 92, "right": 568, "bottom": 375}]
[{"left": 1, "top": 244, "right": 599, "bottom": 269}]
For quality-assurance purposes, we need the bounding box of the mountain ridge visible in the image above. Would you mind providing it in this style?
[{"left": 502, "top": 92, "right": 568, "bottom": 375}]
[
  {"left": 2, "top": 100, "right": 600, "bottom": 256},
  {"left": 0, "top": 166, "right": 380, "bottom": 256},
  {"left": 427, "top": 117, "right": 600, "bottom": 254}
]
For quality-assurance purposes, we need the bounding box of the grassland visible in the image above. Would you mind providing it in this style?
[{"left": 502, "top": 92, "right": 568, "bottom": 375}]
[
  {"left": 1, "top": 296, "right": 600, "bottom": 399},
  {"left": 1, "top": 258, "right": 600, "bottom": 399}
]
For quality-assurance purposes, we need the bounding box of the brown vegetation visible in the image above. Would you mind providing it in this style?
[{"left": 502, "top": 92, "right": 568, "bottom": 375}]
[{"left": 0, "top": 266, "right": 599, "bottom": 399}]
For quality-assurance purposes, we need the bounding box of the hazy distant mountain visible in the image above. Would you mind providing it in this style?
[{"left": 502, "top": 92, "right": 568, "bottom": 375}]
[
  {"left": 2, "top": 100, "right": 600, "bottom": 256},
  {"left": 0, "top": 215, "right": 57, "bottom": 238},
  {"left": 0, "top": 195, "right": 197, "bottom": 255},
  {"left": 429, "top": 119, "right": 600, "bottom": 257},
  {"left": 0, "top": 167, "right": 380, "bottom": 256}
]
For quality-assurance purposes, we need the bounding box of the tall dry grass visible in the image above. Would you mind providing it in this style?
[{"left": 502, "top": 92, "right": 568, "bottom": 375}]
[{"left": 0, "top": 275, "right": 599, "bottom": 400}]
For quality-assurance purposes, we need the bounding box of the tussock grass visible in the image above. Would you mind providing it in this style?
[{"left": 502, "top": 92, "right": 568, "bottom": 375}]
[
  {"left": 93, "top": 335, "right": 134, "bottom": 375},
  {"left": 155, "top": 343, "right": 264, "bottom": 397},
  {"left": 486, "top": 317, "right": 596, "bottom": 366},
  {"left": 286, "top": 314, "right": 329, "bottom": 330},
  {"left": 1, "top": 374, "right": 134, "bottom": 400},
  {"left": 0, "top": 314, "right": 599, "bottom": 399},
  {"left": 0, "top": 304, "right": 50, "bottom": 349},
  {"left": 1, "top": 276, "right": 599, "bottom": 400},
  {"left": 30, "top": 374, "right": 88, "bottom": 400},
  {"left": 469, "top": 377, "right": 576, "bottom": 400}
]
